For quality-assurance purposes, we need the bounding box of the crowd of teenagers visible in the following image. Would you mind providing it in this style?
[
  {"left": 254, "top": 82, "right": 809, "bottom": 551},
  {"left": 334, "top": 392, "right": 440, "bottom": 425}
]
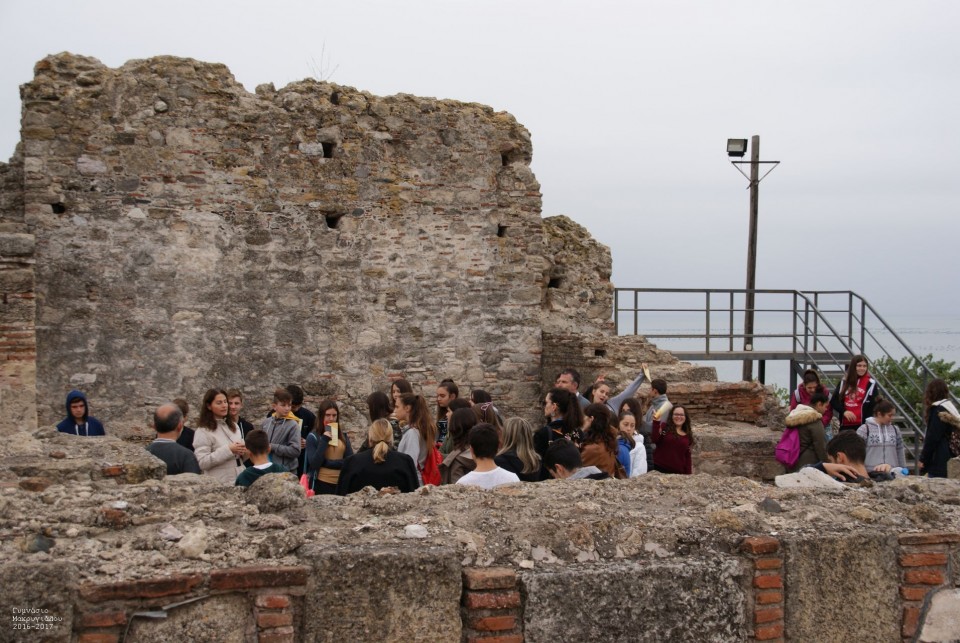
[
  {"left": 55, "top": 354, "right": 958, "bottom": 493},
  {"left": 56, "top": 363, "right": 704, "bottom": 492},
  {"left": 779, "top": 355, "right": 960, "bottom": 480}
]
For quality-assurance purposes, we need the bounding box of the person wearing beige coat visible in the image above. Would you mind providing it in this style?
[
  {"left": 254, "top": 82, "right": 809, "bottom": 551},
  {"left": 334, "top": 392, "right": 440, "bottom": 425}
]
[{"left": 193, "top": 389, "right": 247, "bottom": 484}]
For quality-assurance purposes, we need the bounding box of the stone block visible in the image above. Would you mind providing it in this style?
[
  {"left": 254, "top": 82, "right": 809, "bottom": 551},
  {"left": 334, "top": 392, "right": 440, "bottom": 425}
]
[
  {"left": 948, "top": 457, "right": 959, "bottom": 479},
  {"left": 0, "top": 232, "right": 36, "bottom": 257},
  {"left": 917, "top": 588, "right": 960, "bottom": 642},
  {"left": 775, "top": 467, "right": 847, "bottom": 490},
  {"left": 783, "top": 533, "right": 899, "bottom": 641},
  {"left": 520, "top": 556, "right": 747, "bottom": 642},
  {"left": 125, "top": 593, "right": 253, "bottom": 642},
  {"left": 300, "top": 544, "right": 461, "bottom": 643},
  {"left": 0, "top": 561, "right": 76, "bottom": 642},
  {"left": 0, "top": 268, "right": 33, "bottom": 292}
]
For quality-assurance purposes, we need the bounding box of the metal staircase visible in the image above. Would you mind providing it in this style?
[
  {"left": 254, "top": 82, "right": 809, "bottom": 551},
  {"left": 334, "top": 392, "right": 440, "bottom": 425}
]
[{"left": 613, "top": 288, "right": 959, "bottom": 472}]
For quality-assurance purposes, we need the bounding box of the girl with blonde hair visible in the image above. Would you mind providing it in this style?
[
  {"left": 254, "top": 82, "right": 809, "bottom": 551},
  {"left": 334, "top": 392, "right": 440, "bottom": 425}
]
[
  {"left": 495, "top": 417, "right": 541, "bottom": 482},
  {"left": 335, "top": 419, "right": 420, "bottom": 495}
]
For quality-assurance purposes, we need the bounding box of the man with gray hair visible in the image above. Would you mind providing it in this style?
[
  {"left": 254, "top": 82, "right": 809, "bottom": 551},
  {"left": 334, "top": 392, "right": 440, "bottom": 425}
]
[{"left": 146, "top": 403, "right": 201, "bottom": 475}]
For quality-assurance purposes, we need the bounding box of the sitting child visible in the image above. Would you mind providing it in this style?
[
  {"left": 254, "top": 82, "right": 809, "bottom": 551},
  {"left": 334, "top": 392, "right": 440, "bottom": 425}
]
[
  {"left": 456, "top": 423, "right": 520, "bottom": 490},
  {"left": 856, "top": 400, "right": 906, "bottom": 473},
  {"left": 235, "top": 429, "right": 288, "bottom": 487}
]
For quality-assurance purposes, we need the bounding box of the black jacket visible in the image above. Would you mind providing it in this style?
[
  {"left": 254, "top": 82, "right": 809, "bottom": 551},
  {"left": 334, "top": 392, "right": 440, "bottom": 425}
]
[
  {"left": 336, "top": 449, "right": 420, "bottom": 495},
  {"left": 920, "top": 404, "right": 959, "bottom": 478},
  {"left": 494, "top": 450, "right": 539, "bottom": 482}
]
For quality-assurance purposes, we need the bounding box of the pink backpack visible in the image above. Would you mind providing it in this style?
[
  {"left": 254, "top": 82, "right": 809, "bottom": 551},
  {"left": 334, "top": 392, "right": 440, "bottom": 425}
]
[{"left": 775, "top": 428, "right": 801, "bottom": 468}]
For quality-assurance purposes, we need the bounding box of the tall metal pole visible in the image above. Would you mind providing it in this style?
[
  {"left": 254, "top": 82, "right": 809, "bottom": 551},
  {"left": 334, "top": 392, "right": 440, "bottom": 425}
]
[{"left": 742, "top": 134, "right": 760, "bottom": 381}]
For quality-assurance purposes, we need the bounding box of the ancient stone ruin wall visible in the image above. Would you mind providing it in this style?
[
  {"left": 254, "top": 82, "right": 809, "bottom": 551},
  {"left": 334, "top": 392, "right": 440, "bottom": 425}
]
[
  {"left": 13, "top": 53, "right": 544, "bottom": 436},
  {"left": 0, "top": 149, "right": 38, "bottom": 432},
  {"left": 2, "top": 432, "right": 959, "bottom": 642}
]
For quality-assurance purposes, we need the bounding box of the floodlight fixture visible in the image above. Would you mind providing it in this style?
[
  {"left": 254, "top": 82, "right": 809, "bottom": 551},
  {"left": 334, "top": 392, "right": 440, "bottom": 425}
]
[{"left": 726, "top": 138, "right": 748, "bottom": 158}]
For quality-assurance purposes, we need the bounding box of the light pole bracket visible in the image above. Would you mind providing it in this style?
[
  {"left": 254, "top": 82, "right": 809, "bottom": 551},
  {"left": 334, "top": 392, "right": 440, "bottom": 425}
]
[{"left": 731, "top": 160, "right": 780, "bottom": 187}]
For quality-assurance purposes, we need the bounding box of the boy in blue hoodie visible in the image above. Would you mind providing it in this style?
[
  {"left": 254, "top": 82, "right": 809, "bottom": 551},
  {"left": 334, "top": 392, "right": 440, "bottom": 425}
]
[{"left": 56, "top": 390, "right": 105, "bottom": 436}]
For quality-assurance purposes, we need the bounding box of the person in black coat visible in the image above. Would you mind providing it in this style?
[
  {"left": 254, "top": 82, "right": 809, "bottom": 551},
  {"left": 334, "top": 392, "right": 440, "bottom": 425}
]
[
  {"left": 920, "top": 379, "right": 959, "bottom": 478},
  {"left": 495, "top": 417, "right": 541, "bottom": 482},
  {"left": 336, "top": 419, "right": 420, "bottom": 495}
]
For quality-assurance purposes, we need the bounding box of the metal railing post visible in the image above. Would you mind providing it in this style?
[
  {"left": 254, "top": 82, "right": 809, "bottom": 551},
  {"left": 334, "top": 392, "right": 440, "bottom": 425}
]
[
  {"left": 705, "top": 291, "right": 711, "bottom": 354},
  {"left": 729, "top": 291, "right": 735, "bottom": 352}
]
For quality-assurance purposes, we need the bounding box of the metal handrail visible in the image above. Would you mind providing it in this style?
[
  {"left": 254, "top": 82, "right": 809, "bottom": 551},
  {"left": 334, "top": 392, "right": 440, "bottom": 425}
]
[{"left": 613, "top": 288, "right": 959, "bottom": 471}]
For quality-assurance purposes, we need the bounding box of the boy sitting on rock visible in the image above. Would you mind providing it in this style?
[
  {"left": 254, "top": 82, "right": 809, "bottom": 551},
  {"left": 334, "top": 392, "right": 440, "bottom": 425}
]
[{"left": 235, "top": 429, "right": 288, "bottom": 487}]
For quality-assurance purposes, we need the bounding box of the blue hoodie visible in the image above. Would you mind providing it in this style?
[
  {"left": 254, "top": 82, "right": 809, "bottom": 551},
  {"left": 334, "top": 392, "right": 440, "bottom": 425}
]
[{"left": 56, "top": 390, "right": 105, "bottom": 436}]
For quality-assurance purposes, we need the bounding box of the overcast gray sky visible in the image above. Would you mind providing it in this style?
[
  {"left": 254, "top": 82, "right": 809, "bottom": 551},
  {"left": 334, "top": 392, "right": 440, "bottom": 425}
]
[{"left": 2, "top": 0, "right": 958, "bottom": 321}]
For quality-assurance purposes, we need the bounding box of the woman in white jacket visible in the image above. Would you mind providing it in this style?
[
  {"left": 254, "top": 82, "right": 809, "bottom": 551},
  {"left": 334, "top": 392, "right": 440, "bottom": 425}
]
[{"left": 193, "top": 388, "right": 247, "bottom": 484}]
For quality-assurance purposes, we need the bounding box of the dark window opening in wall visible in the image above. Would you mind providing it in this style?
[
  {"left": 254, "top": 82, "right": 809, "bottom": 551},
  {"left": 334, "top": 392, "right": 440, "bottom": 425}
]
[
  {"left": 324, "top": 212, "right": 344, "bottom": 229},
  {"left": 51, "top": 202, "right": 66, "bottom": 214},
  {"left": 594, "top": 349, "right": 607, "bottom": 358},
  {"left": 330, "top": 91, "right": 340, "bottom": 105},
  {"left": 548, "top": 276, "right": 563, "bottom": 289},
  {"left": 501, "top": 152, "right": 510, "bottom": 167},
  {"left": 321, "top": 142, "right": 336, "bottom": 158},
  {"left": 497, "top": 224, "right": 507, "bottom": 238}
]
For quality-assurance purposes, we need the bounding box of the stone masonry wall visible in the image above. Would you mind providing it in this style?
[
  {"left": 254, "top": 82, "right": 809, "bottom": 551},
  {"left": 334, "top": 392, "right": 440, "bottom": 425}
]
[
  {"left": 16, "top": 53, "right": 543, "bottom": 436},
  {"left": 2, "top": 430, "right": 959, "bottom": 642},
  {"left": 0, "top": 150, "right": 38, "bottom": 433}
]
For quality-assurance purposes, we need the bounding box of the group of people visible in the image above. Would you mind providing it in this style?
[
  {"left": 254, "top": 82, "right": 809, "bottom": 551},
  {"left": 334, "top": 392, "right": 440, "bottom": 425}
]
[
  {"left": 56, "top": 363, "right": 704, "bottom": 494},
  {"left": 54, "top": 354, "right": 957, "bottom": 493},
  {"left": 783, "top": 354, "right": 959, "bottom": 479}
]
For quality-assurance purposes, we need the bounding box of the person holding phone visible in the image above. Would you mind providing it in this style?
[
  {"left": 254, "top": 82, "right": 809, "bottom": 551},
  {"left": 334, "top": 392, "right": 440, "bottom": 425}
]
[{"left": 305, "top": 399, "right": 354, "bottom": 494}]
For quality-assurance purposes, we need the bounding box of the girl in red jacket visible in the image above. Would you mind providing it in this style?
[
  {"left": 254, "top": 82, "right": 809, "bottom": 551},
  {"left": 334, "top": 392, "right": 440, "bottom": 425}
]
[{"left": 831, "top": 355, "right": 878, "bottom": 432}]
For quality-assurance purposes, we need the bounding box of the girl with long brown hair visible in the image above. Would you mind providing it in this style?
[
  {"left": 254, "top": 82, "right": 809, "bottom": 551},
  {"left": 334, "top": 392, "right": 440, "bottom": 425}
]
[
  {"left": 395, "top": 393, "right": 437, "bottom": 485},
  {"left": 830, "top": 355, "right": 878, "bottom": 432},
  {"left": 580, "top": 403, "right": 626, "bottom": 478}
]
